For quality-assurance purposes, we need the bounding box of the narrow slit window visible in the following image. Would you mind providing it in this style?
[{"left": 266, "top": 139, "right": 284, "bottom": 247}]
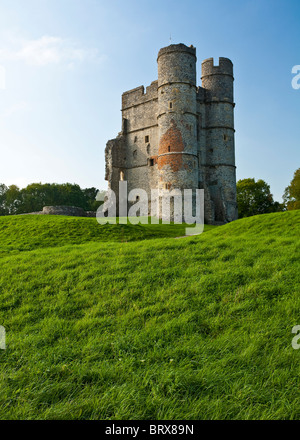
[
  {"left": 145, "top": 135, "right": 149, "bottom": 143},
  {"left": 168, "top": 146, "right": 171, "bottom": 152},
  {"left": 169, "top": 102, "right": 173, "bottom": 109}
]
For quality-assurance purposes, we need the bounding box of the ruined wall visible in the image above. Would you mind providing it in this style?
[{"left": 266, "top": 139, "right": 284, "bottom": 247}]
[
  {"left": 105, "top": 136, "right": 126, "bottom": 199},
  {"left": 22, "top": 206, "right": 94, "bottom": 217}
]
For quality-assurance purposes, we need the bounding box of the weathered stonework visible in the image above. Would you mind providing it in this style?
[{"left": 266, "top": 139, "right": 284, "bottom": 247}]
[
  {"left": 105, "top": 43, "right": 238, "bottom": 224},
  {"left": 22, "top": 206, "right": 96, "bottom": 217}
]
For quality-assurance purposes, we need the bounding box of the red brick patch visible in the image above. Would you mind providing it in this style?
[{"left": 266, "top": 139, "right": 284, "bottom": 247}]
[{"left": 158, "top": 119, "right": 185, "bottom": 172}]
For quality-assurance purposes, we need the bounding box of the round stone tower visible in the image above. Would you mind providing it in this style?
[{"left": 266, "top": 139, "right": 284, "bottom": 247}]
[
  {"left": 201, "top": 57, "right": 238, "bottom": 222},
  {"left": 157, "top": 44, "right": 199, "bottom": 220}
]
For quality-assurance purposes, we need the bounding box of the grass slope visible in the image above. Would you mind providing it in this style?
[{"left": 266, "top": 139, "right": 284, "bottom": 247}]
[
  {"left": 0, "top": 215, "right": 215, "bottom": 256},
  {"left": 0, "top": 211, "right": 299, "bottom": 420}
]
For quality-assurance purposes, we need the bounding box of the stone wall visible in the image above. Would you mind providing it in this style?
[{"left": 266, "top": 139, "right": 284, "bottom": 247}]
[
  {"left": 201, "top": 57, "right": 237, "bottom": 222},
  {"left": 23, "top": 206, "right": 96, "bottom": 217},
  {"left": 104, "top": 44, "right": 238, "bottom": 224}
]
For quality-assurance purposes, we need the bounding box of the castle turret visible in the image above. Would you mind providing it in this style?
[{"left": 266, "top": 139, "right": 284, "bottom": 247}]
[
  {"left": 201, "top": 57, "right": 238, "bottom": 222},
  {"left": 157, "top": 44, "right": 199, "bottom": 219}
]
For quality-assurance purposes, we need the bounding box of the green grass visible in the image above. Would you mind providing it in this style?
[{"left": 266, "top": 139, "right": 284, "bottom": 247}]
[
  {"left": 0, "top": 215, "right": 215, "bottom": 256},
  {"left": 0, "top": 211, "right": 299, "bottom": 420}
]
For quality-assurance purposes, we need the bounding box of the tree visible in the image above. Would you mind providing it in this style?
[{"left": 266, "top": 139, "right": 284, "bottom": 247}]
[
  {"left": 5, "top": 185, "right": 21, "bottom": 214},
  {"left": 18, "top": 183, "right": 48, "bottom": 214},
  {"left": 83, "top": 187, "right": 104, "bottom": 211},
  {"left": 0, "top": 182, "right": 103, "bottom": 216},
  {"left": 0, "top": 184, "right": 8, "bottom": 215},
  {"left": 237, "top": 178, "right": 283, "bottom": 218},
  {"left": 283, "top": 168, "right": 300, "bottom": 210}
]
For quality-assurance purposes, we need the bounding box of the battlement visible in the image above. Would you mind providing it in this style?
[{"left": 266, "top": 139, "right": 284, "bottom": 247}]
[
  {"left": 157, "top": 43, "right": 196, "bottom": 61},
  {"left": 201, "top": 57, "right": 233, "bottom": 78},
  {"left": 122, "top": 81, "right": 158, "bottom": 109}
]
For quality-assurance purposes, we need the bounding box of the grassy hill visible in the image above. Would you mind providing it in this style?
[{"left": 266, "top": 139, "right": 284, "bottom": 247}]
[
  {"left": 0, "top": 211, "right": 299, "bottom": 420},
  {"left": 0, "top": 215, "right": 215, "bottom": 256}
]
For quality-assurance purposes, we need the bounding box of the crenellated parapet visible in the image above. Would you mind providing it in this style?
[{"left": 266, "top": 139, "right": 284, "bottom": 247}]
[
  {"left": 122, "top": 81, "right": 158, "bottom": 110},
  {"left": 201, "top": 57, "right": 233, "bottom": 77},
  {"left": 201, "top": 57, "right": 234, "bottom": 102}
]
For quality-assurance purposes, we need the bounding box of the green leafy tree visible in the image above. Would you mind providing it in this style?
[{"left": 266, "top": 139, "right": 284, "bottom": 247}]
[
  {"left": 84, "top": 188, "right": 105, "bottom": 211},
  {"left": 237, "top": 178, "right": 282, "bottom": 218},
  {"left": 0, "top": 182, "right": 103, "bottom": 216},
  {"left": 54, "top": 183, "right": 87, "bottom": 208},
  {"left": 18, "top": 183, "right": 88, "bottom": 213},
  {"left": 283, "top": 168, "right": 300, "bottom": 210},
  {"left": 0, "top": 184, "right": 8, "bottom": 215},
  {"left": 5, "top": 185, "right": 21, "bottom": 214},
  {"left": 18, "top": 183, "right": 49, "bottom": 213}
]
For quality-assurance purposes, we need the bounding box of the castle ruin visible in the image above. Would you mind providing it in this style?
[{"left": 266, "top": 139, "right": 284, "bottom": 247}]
[{"left": 105, "top": 43, "right": 238, "bottom": 224}]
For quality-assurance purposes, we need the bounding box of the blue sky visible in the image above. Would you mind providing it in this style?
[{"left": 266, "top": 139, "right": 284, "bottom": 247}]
[{"left": 0, "top": 0, "right": 299, "bottom": 202}]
